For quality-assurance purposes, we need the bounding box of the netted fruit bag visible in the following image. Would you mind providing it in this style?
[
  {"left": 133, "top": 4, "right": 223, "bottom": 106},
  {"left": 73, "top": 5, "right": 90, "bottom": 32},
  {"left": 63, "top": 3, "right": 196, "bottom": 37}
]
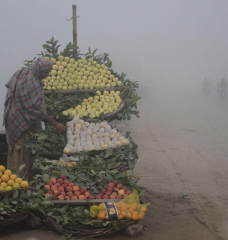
[{"left": 90, "top": 190, "right": 150, "bottom": 221}]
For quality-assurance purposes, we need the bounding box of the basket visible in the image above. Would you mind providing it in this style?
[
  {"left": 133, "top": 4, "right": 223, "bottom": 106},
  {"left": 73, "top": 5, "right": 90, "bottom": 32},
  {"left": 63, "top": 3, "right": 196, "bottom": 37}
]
[
  {"left": 0, "top": 212, "right": 28, "bottom": 226},
  {"left": 42, "top": 217, "right": 137, "bottom": 238},
  {"left": 53, "top": 99, "right": 126, "bottom": 123},
  {"left": 44, "top": 87, "right": 125, "bottom": 95}
]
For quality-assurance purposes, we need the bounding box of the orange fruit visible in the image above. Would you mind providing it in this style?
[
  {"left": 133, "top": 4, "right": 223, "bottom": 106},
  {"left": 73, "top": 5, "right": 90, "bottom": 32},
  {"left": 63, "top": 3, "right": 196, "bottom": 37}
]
[
  {"left": 15, "top": 178, "right": 22, "bottom": 184},
  {"left": 139, "top": 212, "right": 145, "bottom": 217},
  {"left": 121, "top": 207, "right": 126, "bottom": 212},
  {"left": 132, "top": 215, "right": 138, "bottom": 221},
  {"left": 128, "top": 208, "right": 134, "bottom": 213},
  {"left": 0, "top": 186, "right": 4, "bottom": 191},
  {"left": 122, "top": 212, "right": 127, "bottom": 218},
  {"left": 1, "top": 182, "right": 7, "bottom": 188},
  {"left": 1, "top": 174, "right": 9, "bottom": 182},
  {"left": 7, "top": 180, "right": 14, "bottom": 186},
  {"left": 4, "top": 170, "right": 12, "bottom": 176},
  {"left": 0, "top": 172, "right": 2, "bottom": 178},
  {"left": 132, "top": 211, "right": 138, "bottom": 215},
  {"left": 132, "top": 204, "right": 137, "bottom": 210},
  {"left": 138, "top": 215, "right": 143, "bottom": 221},
  {"left": 10, "top": 174, "right": 17, "bottom": 180},
  {"left": 117, "top": 210, "right": 122, "bottom": 215},
  {"left": 126, "top": 213, "right": 132, "bottom": 220},
  {"left": 0, "top": 166, "right": 5, "bottom": 173},
  {"left": 20, "top": 181, "right": 28, "bottom": 188},
  {"left": 119, "top": 215, "right": 123, "bottom": 220},
  {"left": 116, "top": 206, "right": 121, "bottom": 210},
  {"left": 99, "top": 213, "right": 105, "bottom": 220},
  {"left": 140, "top": 207, "right": 147, "bottom": 213},
  {"left": 105, "top": 216, "right": 108, "bottom": 220}
]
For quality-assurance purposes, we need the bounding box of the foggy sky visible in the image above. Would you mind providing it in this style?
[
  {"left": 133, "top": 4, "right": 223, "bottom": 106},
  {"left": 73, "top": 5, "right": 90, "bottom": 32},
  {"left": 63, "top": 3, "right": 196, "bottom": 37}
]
[{"left": 1, "top": 0, "right": 228, "bottom": 130}]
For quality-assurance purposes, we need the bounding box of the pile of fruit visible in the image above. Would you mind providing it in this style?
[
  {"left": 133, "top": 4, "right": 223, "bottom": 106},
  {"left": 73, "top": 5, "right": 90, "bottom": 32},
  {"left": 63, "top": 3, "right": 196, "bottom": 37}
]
[
  {"left": 43, "top": 56, "right": 123, "bottom": 91},
  {"left": 0, "top": 165, "right": 29, "bottom": 191},
  {"left": 64, "top": 116, "right": 129, "bottom": 154},
  {"left": 45, "top": 159, "right": 77, "bottom": 169},
  {"left": 95, "top": 180, "right": 131, "bottom": 200},
  {"left": 62, "top": 90, "right": 122, "bottom": 118},
  {"left": 44, "top": 175, "right": 93, "bottom": 200}
]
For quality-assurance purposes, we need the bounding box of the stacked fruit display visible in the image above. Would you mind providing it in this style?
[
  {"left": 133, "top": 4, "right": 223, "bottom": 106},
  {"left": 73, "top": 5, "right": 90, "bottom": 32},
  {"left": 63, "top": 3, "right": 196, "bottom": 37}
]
[
  {"left": 64, "top": 116, "right": 129, "bottom": 154},
  {"left": 95, "top": 180, "right": 132, "bottom": 200},
  {"left": 62, "top": 90, "right": 122, "bottom": 118},
  {"left": 43, "top": 56, "right": 123, "bottom": 91},
  {"left": 0, "top": 165, "right": 29, "bottom": 191}
]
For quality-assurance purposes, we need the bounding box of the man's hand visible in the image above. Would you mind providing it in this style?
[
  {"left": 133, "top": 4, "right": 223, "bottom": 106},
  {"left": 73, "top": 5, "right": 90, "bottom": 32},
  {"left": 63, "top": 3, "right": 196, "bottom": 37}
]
[{"left": 55, "top": 123, "right": 67, "bottom": 133}]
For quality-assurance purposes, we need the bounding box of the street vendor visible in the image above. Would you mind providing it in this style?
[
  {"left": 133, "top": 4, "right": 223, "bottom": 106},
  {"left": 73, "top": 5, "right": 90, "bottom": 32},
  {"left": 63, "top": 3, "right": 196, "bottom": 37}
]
[{"left": 3, "top": 57, "right": 66, "bottom": 177}]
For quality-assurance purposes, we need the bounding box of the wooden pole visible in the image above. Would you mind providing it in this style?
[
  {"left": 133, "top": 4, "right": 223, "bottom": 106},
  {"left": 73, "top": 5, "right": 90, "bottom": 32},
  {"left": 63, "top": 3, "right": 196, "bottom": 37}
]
[{"left": 72, "top": 5, "right": 77, "bottom": 54}]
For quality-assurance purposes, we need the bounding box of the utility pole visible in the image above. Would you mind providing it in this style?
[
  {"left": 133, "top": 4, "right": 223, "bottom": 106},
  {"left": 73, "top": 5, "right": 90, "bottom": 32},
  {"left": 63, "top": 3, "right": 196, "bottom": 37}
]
[{"left": 72, "top": 5, "right": 77, "bottom": 54}]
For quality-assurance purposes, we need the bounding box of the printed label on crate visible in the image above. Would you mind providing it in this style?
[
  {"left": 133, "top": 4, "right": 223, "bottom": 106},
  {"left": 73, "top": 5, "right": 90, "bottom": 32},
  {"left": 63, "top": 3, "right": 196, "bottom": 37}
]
[{"left": 104, "top": 201, "right": 118, "bottom": 220}]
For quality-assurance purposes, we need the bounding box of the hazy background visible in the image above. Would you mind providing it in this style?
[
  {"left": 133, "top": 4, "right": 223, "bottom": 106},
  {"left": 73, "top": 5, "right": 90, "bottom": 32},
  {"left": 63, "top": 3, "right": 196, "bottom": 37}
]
[{"left": 1, "top": 0, "right": 228, "bottom": 130}]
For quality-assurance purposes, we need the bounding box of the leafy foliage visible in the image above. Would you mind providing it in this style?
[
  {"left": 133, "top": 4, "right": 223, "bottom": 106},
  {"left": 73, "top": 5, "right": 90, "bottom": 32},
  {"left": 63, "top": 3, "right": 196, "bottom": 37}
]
[
  {"left": 24, "top": 127, "right": 66, "bottom": 154},
  {"left": 60, "top": 42, "right": 82, "bottom": 60},
  {"left": 24, "top": 57, "right": 37, "bottom": 67},
  {"left": 38, "top": 37, "right": 61, "bottom": 59},
  {"left": 0, "top": 189, "right": 52, "bottom": 221}
]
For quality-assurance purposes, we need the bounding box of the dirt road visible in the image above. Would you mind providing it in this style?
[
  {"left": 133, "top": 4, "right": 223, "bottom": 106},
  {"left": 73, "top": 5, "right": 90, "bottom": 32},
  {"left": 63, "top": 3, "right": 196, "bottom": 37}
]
[{"left": 2, "top": 81, "right": 228, "bottom": 240}]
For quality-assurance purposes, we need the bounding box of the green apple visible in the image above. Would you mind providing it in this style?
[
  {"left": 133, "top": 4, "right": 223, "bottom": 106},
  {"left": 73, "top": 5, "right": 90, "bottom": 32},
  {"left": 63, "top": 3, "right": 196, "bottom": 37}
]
[
  {"left": 99, "top": 68, "right": 102, "bottom": 73},
  {"left": 89, "top": 84, "right": 95, "bottom": 89},
  {"left": 92, "top": 61, "right": 96, "bottom": 66},
  {"left": 57, "top": 85, "right": 62, "bottom": 90},
  {"left": 82, "top": 76, "right": 87, "bottom": 81},
  {"left": 97, "top": 80, "right": 101, "bottom": 84},
  {"left": 64, "top": 68, "right": 68, "bottom": 73},
  {"left": 51, "top": 70, "right": 56, "bottom": 76},
  {"left": 58, "top": 83, "right": 63, "bottom": 87},
  {"left": 68, "top": 86, "right": 73, "bottom": 90},
  {"left": 84, "top": 65, "right": 88, "bottom": 69},
  {"left": 84, "top": 71, "right": 89, "bottom": 76},
  {"left": 84, "top": 84, "right": 89, "bottom": 89},
  {"left": 77, "top": 67, "right": 80, "bottom": 71},
  {"left": 95, "top": 84, "right": 101, "bottom": 89},
  {"left": 73, "top": 84, "right": 78, "bottom": 89},
  {"left": 113, "top": 77, "right": 118, "bottom": 82},
  {"left": 111, "top": 82, "right": 117, "bottom": 87},
  {"left": 100, "top": 83, "right": 105, "bottom": 88},
  {"left": 94, "top": 75, "right": 98, "bottom": 80},
  {"left": 57, "top": 71, "right": 62, "bottom": 76},
  {"left": 77, "top": 75, "right": 81, "bottom": 80},
  {"left": 52, "top": 65, "right": 58, "bottom": 70},
  {"left": 51, "top": 58, "right": 56, "bottom": 64},
  {"left": 88, "top": 58, "right": 93, "bottom": 62},
  {"left": 88, "top": 67, "right": 92, "bottom": 72},
  {"left": 67, "top": 63, "right": 71, "bottom": 69},
  {"left": 106, "top": 84, "right": 111, "bottom": 88},
  {"left": 52, "top": 87, "right": 56, "bottom": 90},
  {"left": 47, "top": 77, "right": 51, "bottom": 80},
  {"left": 92, "top": 80, "right": 96, "bottom": 84},
  {"left": 71, "top": 75, "right": 76, "bottom": 80},
  {"left": 101, "top": 70, "right": 106, "bottom": 76},
  {"left": 104, "top": 67, "right": 108, "bottom": 71},
  {"left": 81, "top": 80, "right": 85, "bottom": 85},
  {"left": 96, "top": 64, "right": 101, "bottom": 68},
  {"left": 109, "top": 75, "right": 114, "bottom": 80},
  {"left": 99, "top": 76, "right": 103, "bottom": 80},
  {"left": 56, "top": 61, "right": 60, "bottom": 66},
  {"left": 93, "top": 68, "right": 98, "bottom": 74},
  {"left": 68, "top": 68, "right": 74, "bottom": 73},
  {"left": 105, "top": 75, "right": 109, "bottom": 79},
  {"left": 79, "top": 63, "right": 83, "bottom": 68},
  {"left": 59, "top": 66, "right": 64, "bottom": 71},
  {"left": 80, "top": 68, "right": 85, "bottom": 72},
  {"left": 67, "top": 73, "right": 72, "bottom": 77},
  {"left": 61, "top": 75, "right": 66, "bottom": 80},
  {"left": 117, "top": 81, "right": 122, "bottom": 86},
  {"left": 89, "top": 72, "right": 94, "bottom": 77},
  {"left": 64, "top": 57, "right": 70, "bottom": 63},
  {"left": 72, "top": 64, "right": 77, "bottom": 69},
  {"left": 70, "top": 58, "right": 75, "bottom": 64},
  {"left": 108, "top": 80, "right": 112, "bottom": 84},
  {"left": 69, "top": 80, "right": 74, "bottom": 86},
  {"left": 75, "top": 79, "right": 80, "bottom": 85},
  {"left": 62, "top": 86, "right": 67, "bottom": 90},
  {"left": 103, "top": 78, "right": 108, "bottom": 84},
  {"left": 79, "top": 84, "right": 83, "bottom": 89},
  {"left": 107, "top": 71, "right": 111, "bottom": 75},
  {"left": 63, "top": 82, "right": 68, "bottom": 86},
  {"left": 66, "top": 77, "right": 70, "bottom": 82},
  {"left": 61, "top": 62, "right": 67, "bottom": 67},
  {"left": 88, "top": 76, "right": 93, "bottom": 81},
  {"left": 86, "top": 80, "right": 90, "bottom": 85},
  {"left": 56, "top": 76, "right": 60, "bottom": 80},
  {"left": 94, "top": 96, "right": 100, "bottom": 100}
]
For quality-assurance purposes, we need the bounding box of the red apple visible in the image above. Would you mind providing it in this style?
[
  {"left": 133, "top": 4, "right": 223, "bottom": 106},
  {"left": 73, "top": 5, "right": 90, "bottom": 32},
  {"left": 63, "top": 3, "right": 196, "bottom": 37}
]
[
  {"left": 114, "top": 187, "right": 119, "bottom": 192},
  {"left": 89, "top": 196, "right": 95, "bottom": 199},
  {"left": 53, "top": 195, "right": 57, "bottom": 200},
  {"left": 96, "top": 195, "right": 102, "bottom": 199},
  {"left": 116, "top": 195, "right": 122, "bottom": 199},
  {"left": 54, "top": 190, "right": 60, "bottom": 196},
  {"left": 100, "top": 193, "right": 104, "bottom": 196},
  {"left": 57, "top": 179, "right": 63, "bottom": 185},
  {"left": 103, "top": 195, "right": 109, "bottom": 199},
  {"left": 74, "top": 191, "right": 81, "bottom": 197},
  {"left": 79, "top": 195, "right": 86, "bottom": 200},
  {"left": 51, "top": 185, "right": 57, "bottom": 192},
  {"left": 101, "top": 189, "right": 106, "bottom": 194},
  {"left": 106, "top": 191, "right": 111, "bottom": 196},
  {"left": 107, "top": 187, "right": 113, "bottom": 193},
  {"left": 44, "top": 185, "right": 50, "bottom": 190},
  {"left": 67, "top": 192, "right": 73, "bottom": 197},
  {"left": 71, "top": 196, "right": 78, "bottom": 200},
  {"left": 47, "top": 190, "right": 52, "bottom": 194},
  {"left": 65, "top": 196, "right": 70, "bottom": 200},
  {"left": 62, "top": 184, "right": 67, "bottom": 189},
  {"left": 113, "top": 180, "right": 119, "bottom": 186},
  {"left": 123, "top": 194, "right": 129, "bottom": 199},
  {"left": 73, "top": 186, "right": 80, "bottom": 192},
  {"left": 60, "top": 175, "right": 67, "bottom": 180},
  {"left": 58, "top": 186, "right": 64, "bottom": 192},
  {"left": 110, "top": 195, "right": 116, "bottom": 199},
  {"left": 108, "top": 183, "right": 115, "bottom": 188},
  {"left": 85, "top": 192, "right": 91, "bottom": 198},
  {"left": 126, "top": 191, "right": 131, "bottom": 195},
  {"left": 58, "top": 195, "right": 64, "bottom": 200},
  {"left": 112, "top": 192, "right": 117, "bottom": 196},
  {"left": 69, "top": 183, "right": 74, "bottom": 188},
  {"left": 80, "top": 188, "right": 87, "bottom": 195},
  {"left": 47, "top": 182, "right": 53, "bottom": 187},
  {"left": 117, "top": 184, "right": 123, "bottom": 189},
  {"left": 55, "top": 183, "right": 60, "bottom": 188},
  {"left": 64, "top": 180, "right": 70, "bottom": 184},
  {"left": 123, "top": 187, "right": 128, "bottom": 192},
  {"left": 50, "top": 178, "right": 56, "bottom": 184},
  {"left": 66, "top": 186, "right": 72, "bottom": 192},
  {"left": 60, "top": 192, "right": 66, "bottom": 197}
]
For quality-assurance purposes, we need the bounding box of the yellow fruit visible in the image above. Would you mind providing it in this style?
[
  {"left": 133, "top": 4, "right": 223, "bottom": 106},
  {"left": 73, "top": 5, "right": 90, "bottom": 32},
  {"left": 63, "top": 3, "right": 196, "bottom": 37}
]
[
  {"left": 0, "top": 165, "right": 5, "bottom": 173},
  {"left": 12, "top": 183, "right": 20, "bottom": 190},
  {"left": 21, "top": 181, "right": 29, "bottom": 188},
  {"left": 7, "top": 180, "right": 14, "bottom": 186},
  {"left": 1, "top": 174, "right": 9, "bottom": 182},
  {"left": 0, "top": 172, "right": 2, "bottom": 178},
  {"left": 15, "top": 178, "right": 22, "bottom": 184},
  {"left": 10, "top": 174, "right": 17, "bottom": 180},
  {"left": 0, "top": 186, "right": 4, "bottom": 191},
  {"left": 1, "top": 182, "right": 7, "bottom": 188},
  {"left": 4, "top": 170, "right": 12, "bottom": 176},
  {"left": 5, "top": 186, "right": 12, "bottom": 191}
]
